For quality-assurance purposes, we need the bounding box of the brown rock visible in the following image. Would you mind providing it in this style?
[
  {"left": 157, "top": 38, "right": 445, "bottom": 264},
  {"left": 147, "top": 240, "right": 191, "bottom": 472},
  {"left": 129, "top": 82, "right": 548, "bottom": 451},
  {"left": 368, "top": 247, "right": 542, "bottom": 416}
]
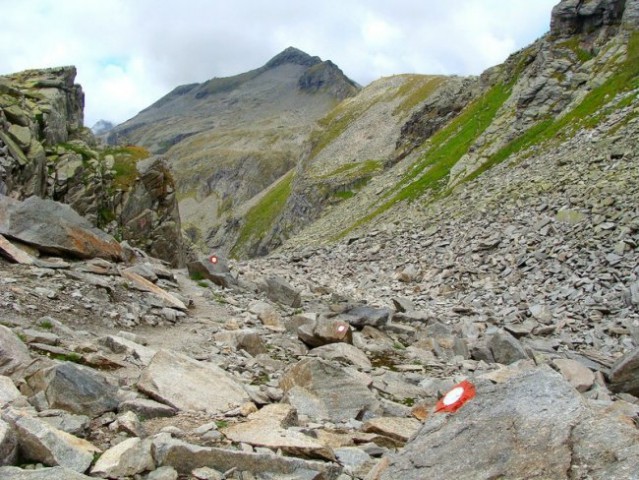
[
  {"left": 552, "top": 359, "right": 595, "bottom": 393},
  {"left": 0, "top": 195, "right": 122, "bottom": 261},
  {"left": 362, "top": 417, "right": 421, "bottom": 443}
]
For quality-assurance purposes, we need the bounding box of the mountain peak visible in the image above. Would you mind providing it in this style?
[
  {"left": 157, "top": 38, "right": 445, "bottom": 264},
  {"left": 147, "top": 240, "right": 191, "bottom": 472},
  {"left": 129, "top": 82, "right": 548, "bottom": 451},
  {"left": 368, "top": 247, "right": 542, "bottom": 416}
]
[{"left": 264, "top": 47, "right": 322, "bottom": 69}]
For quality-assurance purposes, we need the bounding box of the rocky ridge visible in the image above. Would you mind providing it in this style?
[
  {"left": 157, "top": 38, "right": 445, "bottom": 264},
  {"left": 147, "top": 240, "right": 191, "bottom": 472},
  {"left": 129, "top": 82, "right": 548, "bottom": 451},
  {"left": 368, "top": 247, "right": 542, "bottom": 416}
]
[{"left": 216, "top": 0, "right": 639, "bottom": 259}]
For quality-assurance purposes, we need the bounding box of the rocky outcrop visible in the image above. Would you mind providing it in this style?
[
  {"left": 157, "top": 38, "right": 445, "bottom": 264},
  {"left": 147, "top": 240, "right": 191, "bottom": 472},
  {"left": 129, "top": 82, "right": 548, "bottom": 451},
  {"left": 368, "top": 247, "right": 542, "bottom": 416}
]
[
  {"left": 298, "top": 60, "right": 360, "bottom": 100},
  {"left": 0, "top": 67, "right": 187, "bottom": 266},
  {"left": 551, "top": 0, "right": 627, "bottom": 37},
  {"left": 117, "top": 157, "right": 185, "bottom": 267},
  {"left": 395, "top": 76, "right": 480, "bottom": 155}
]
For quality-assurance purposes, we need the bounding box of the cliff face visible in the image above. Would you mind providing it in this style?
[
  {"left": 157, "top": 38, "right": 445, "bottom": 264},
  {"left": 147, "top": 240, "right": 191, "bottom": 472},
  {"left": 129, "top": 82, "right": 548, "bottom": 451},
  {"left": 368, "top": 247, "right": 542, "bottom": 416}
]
[
  {"left": 0, "top": 67, "right": 186, "bottom": 266},
  {"left": 0, "top": 66, "right": 85, "bottom": 198}
]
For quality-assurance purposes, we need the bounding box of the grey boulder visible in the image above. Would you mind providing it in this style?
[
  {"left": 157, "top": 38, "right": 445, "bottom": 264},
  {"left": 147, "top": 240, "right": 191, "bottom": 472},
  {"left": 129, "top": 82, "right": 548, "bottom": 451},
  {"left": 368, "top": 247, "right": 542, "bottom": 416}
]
[
  {"left": 378, "top": 367, "right": 639, "bottom": 480},
  {"left": 24, "top": 362, "right": 119, "bottom": 417}
]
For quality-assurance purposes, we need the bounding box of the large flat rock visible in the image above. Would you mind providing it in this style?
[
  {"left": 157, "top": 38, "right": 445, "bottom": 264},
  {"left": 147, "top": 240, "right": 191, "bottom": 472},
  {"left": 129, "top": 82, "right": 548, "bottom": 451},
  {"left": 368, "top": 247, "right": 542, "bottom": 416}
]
[
  {"left": 280, "top": 358, "right": 379, "bottom": 422},
  {"left": 152, "top": 432, "right": 341, "bottom": 478},
  {"left": 221, "top": 404, "right": 335, "bottom": 461},
  {"left": 2, "top": 409, "right": 99, "bottom": 473},
  {"left": 0, "top": 466, "right": 93, "bottom": 479},
  {"left": 137, "top": 350, "right": 249, "bottom": 414},
  {"left": 0, "top": 195, "right": 122, "bottom": 260}
]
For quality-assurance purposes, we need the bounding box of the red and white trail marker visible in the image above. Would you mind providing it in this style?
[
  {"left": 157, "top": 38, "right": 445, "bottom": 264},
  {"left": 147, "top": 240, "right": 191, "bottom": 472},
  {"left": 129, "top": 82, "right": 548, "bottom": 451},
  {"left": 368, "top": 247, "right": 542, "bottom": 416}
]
[
  {"left": 209, "top": 255, "right": 219, "bottom": 265},
  {"left": 434, "top": 380, "right": 476, "bottom": 414}
]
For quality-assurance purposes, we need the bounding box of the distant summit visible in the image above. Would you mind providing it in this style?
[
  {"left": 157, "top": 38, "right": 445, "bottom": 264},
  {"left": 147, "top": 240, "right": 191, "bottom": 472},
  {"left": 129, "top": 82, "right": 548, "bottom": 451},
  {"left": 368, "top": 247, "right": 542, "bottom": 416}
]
[
  {"left": 106, "top": 47, "right": 359, "bottom": 151},
  {"left": 104, "top": 47, "right": 360, "bottom": 256},
  {"left": 264, "top": 46, "right": 322, "bottom": 69},
  {"left": 91, "top": 119, "right": 114, "bottom": 135}
]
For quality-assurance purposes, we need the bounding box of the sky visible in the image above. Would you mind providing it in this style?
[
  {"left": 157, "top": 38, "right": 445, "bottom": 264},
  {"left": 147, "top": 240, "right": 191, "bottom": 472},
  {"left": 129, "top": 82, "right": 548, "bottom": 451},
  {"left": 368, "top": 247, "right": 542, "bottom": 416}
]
[{"left": 0, "top": 0, "right": 559, "bottom": 127}]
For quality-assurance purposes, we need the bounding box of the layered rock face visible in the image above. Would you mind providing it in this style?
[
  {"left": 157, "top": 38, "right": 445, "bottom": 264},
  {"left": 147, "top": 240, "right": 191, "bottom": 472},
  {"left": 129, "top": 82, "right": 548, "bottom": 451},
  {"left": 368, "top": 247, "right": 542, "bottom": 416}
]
[
  {"left": 0, "top": 67, "right": 186, "bottom": 266},
  {"left": 551, "top": 0, "right": 628, "bottom": 37}
]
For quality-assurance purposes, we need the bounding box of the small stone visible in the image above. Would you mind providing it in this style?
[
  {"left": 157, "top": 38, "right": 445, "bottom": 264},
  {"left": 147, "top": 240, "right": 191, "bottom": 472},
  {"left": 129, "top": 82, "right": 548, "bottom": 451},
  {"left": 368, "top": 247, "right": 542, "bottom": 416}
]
[
  {"left": 552, "top": 359, "right": 595, "bottom": 393},
  {"left": 529, "top": 304, "right": 552, "bottom": 324},
  {"left": 488, "top": 330, "right": 529, "bottom": 365},
  {"left": 91, "top": 437, "right": 154, "bottom": 478},
  {"left": 362, "top": 417, "right": 421, "bottom": 443},
  {"left": 148, "top": 466, "right": 179, "bottom": 480},
  {"left": 264, "top": 276, "right": 302, "bottom": 308},
  {"left": 191, "top": 466, "right": 224, "bottom": 480},
  {"left": 608, "top": 347, "right": 639, "bottom": 396}
]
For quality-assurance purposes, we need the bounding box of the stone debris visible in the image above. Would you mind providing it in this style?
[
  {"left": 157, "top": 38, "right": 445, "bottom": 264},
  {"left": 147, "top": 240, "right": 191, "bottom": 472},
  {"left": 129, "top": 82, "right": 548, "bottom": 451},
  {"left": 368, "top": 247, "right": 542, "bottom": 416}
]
[{"left": 0, "top": 2, "right": 639, "bottom": 478}]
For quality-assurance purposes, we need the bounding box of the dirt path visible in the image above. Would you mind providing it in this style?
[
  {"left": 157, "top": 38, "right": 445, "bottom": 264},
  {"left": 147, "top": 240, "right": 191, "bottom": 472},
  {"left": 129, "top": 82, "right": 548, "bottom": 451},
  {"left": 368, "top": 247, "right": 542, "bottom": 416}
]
[{"left": 130, "top": 270, "right": 236, "bottom": 355}]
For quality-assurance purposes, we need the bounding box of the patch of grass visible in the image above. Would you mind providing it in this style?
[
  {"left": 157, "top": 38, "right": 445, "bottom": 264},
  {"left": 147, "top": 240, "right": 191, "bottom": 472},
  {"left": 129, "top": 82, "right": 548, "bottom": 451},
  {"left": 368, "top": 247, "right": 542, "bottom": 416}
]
[
  {"left": 557, "top": 37, "right": 595, "bottom": 63},
  {"left": 189, "top": 271, "right": 205, "bottom": 281},
  {"left": 334, "top": 190, "right": 356, "bottom": 200},
  {"left": 104, "top": 145, "right": 151, "bottom": 190},
  {"left": 97, "top": 206, "right": 116, "bottom": 226},
  {"left": 318, "top": 159, "right": 382, "bottom": 180},
  {"left": 231, "top": 171, "right": 294, "bottom": 258},
  {"left": 337, "top": 81, "right": 513, "bottom": 238},
  {"left": 212, "top": 292, "right": 227, "bottom": 304},
  {"left": 197, "top": 280, "right": 209, "bottom": 288},
  {"left": 331, "top": 176, "right": 372, "bottom": 202},
  {"left": 59, "top": 142, "right": 95, "bottom": 161},
  {"left": 215, "top": 420, "right": 229, "bottom": 429},
  {"left": 393, "top": 75, "right": 445, "bottom": 116},
  {"left": 39, "top": 319, "right": 54, "bottom": 330},
  {"left": 402, "top": 397, "right": 416, "bottom": 407},
  {"left": 464, "top": 32, "right": 639, "bottom": 182},
  {"left": 51, "top": 352, "right": 83, "bottom": 364},
  {"left": 393, "top": 341, "right": 406, "bottom": 350}
]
